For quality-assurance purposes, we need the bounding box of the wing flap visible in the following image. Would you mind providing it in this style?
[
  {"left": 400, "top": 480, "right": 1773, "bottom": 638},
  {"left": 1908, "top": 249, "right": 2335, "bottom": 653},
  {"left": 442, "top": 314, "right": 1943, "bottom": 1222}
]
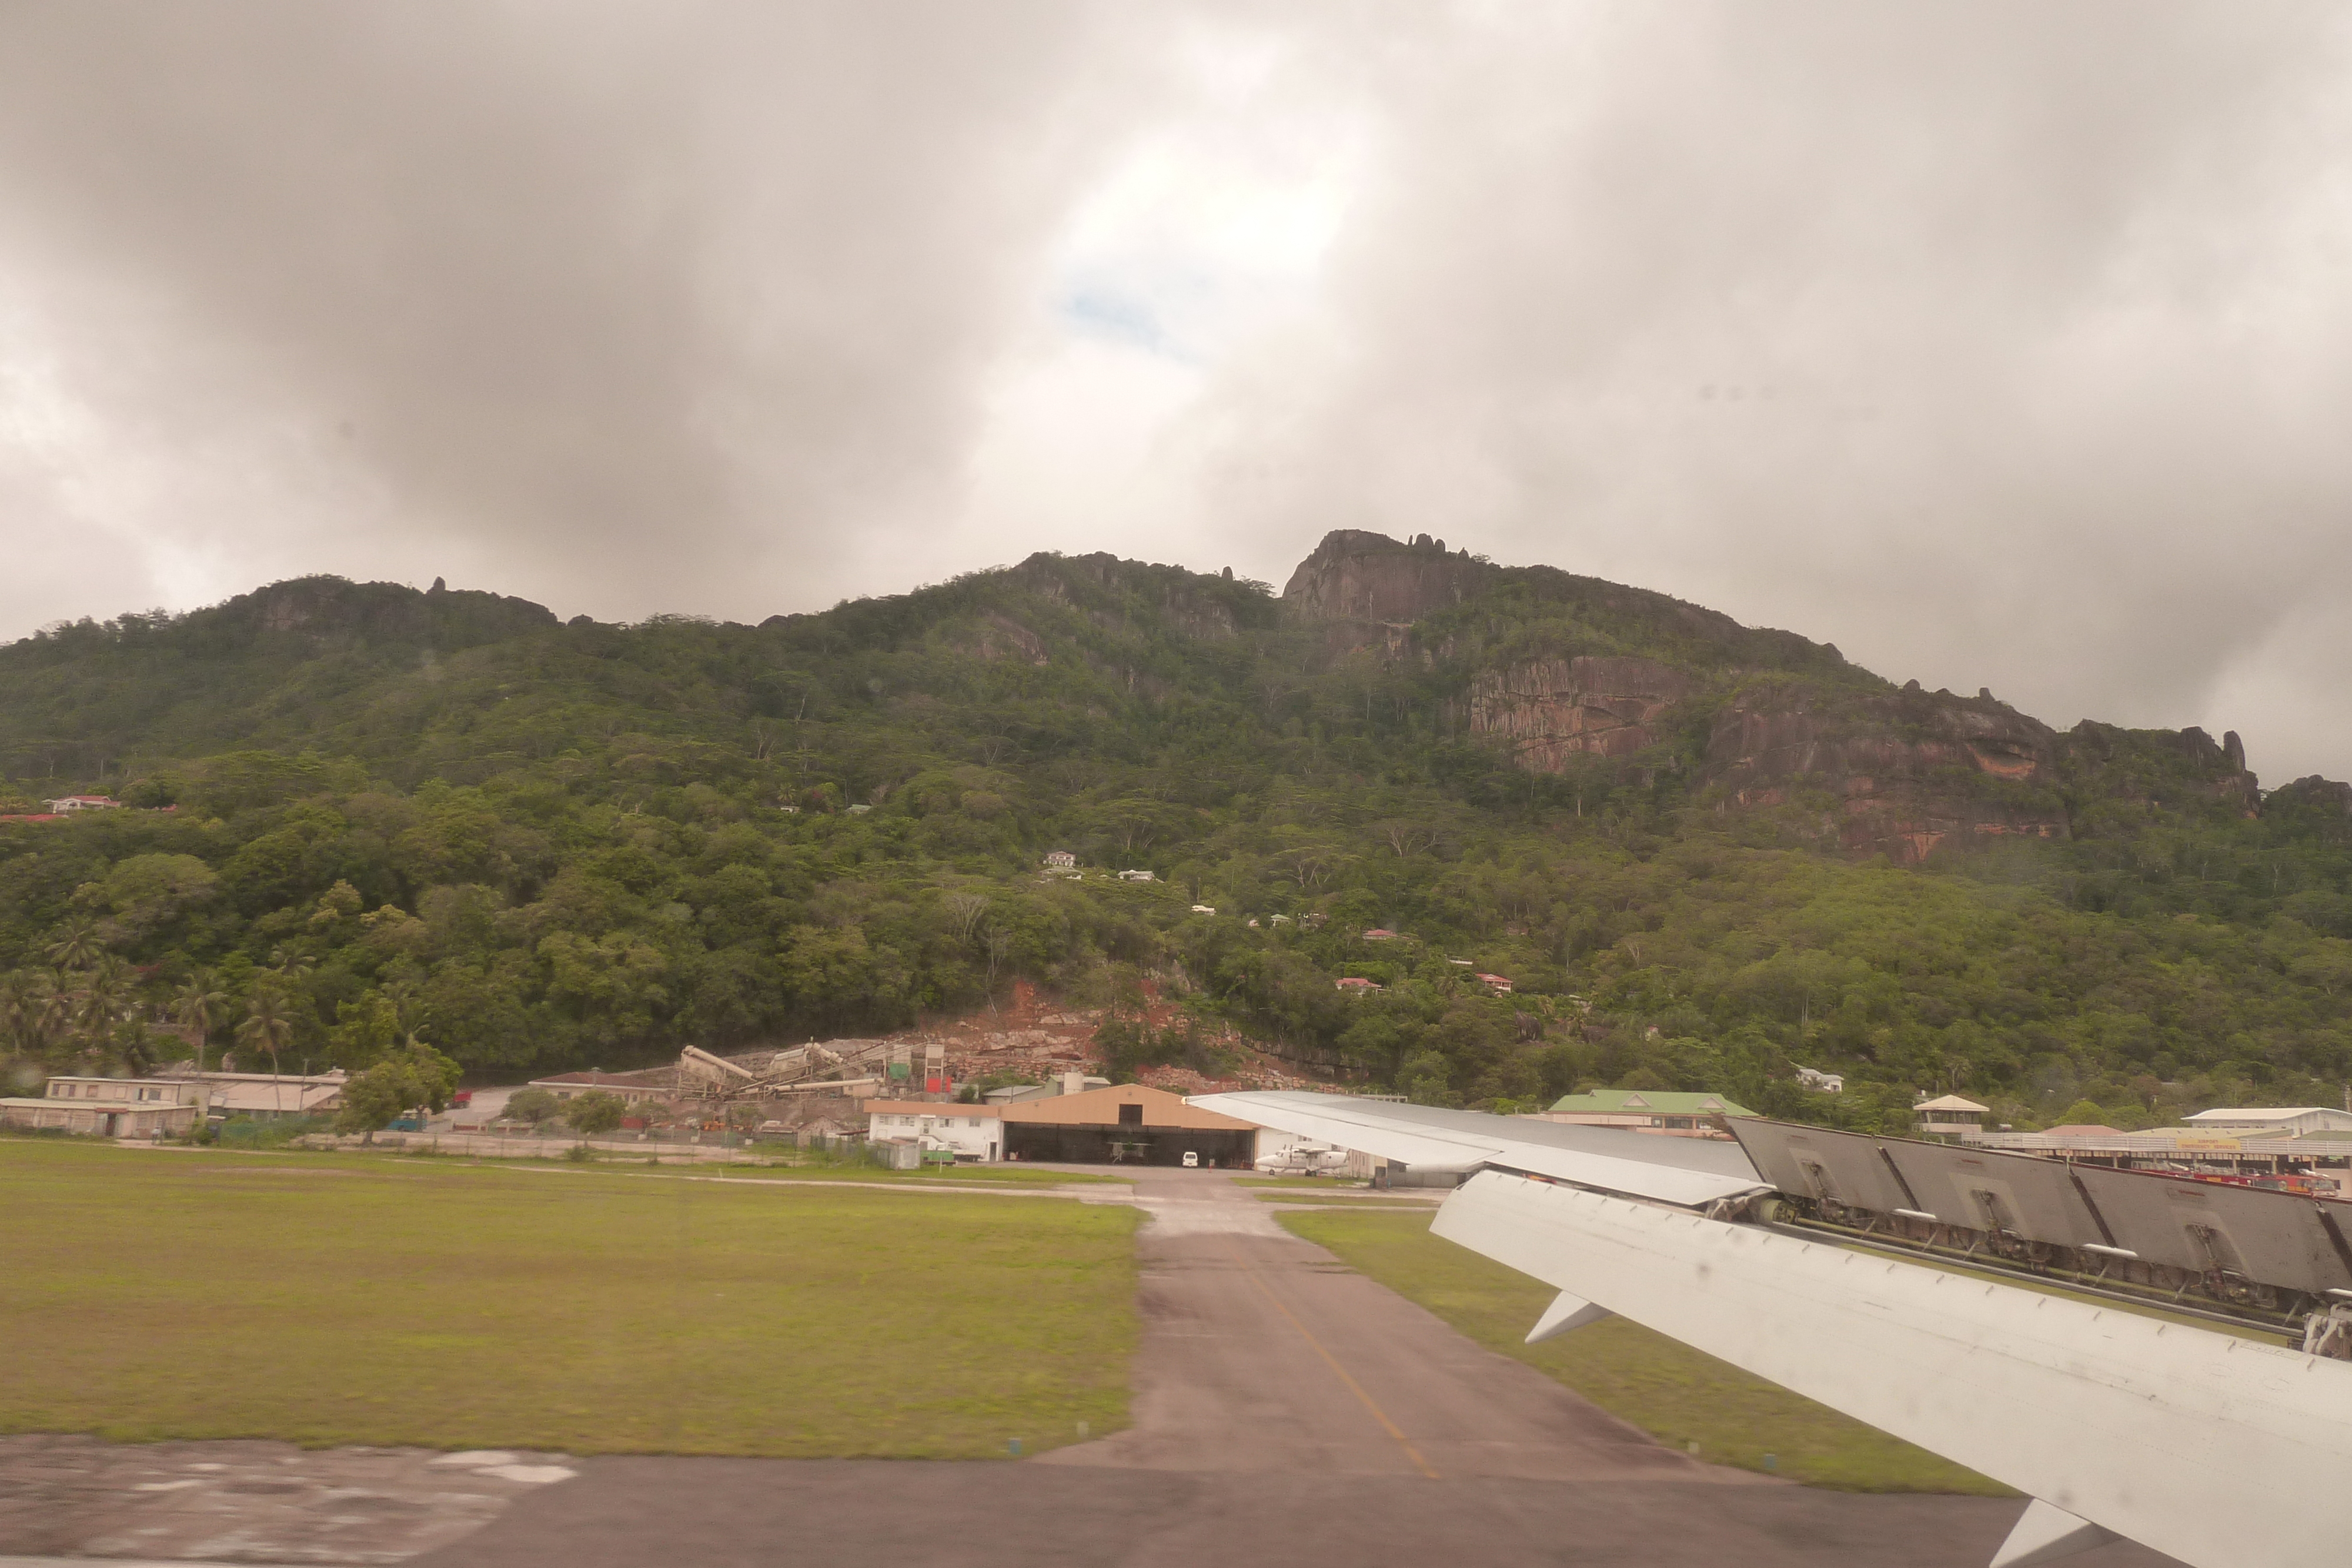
[{"left": 1431, "top": 1169, "right": 2352, "bottom": 1568}]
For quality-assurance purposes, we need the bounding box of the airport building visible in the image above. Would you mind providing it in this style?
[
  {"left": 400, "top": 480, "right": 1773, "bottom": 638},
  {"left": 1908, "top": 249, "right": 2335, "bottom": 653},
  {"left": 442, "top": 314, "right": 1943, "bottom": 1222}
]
[{"left": 1000, "top": 1083, "right": 1260, "bottom": 1167}]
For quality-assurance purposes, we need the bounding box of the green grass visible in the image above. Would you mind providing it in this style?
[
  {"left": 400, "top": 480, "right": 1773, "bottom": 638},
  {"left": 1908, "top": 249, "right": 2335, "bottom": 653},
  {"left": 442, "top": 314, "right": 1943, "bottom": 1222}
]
[
  {"left": 0, "top": 1141, "right": 1138, "bottom": 1458},
  {"left": 1228, "top": 1175, "right": 1362, "bottom": 1188},
  {"left": 1278, "top": 1208, "right": 2008, "bottom": 1495},
  {"left": 537, "top": 1154, "right": 1127, "bottom": 1186}
]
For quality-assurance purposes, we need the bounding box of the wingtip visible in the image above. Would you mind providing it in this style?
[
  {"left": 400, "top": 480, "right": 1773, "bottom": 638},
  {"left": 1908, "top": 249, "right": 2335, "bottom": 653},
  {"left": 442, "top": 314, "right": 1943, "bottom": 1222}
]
[
  {"left": 1989, "top": 1499, "right": 2122, "bottom": 1568},
  {"left": 1525, "top": 1289, "right": 1612, "bottom": 1344}
]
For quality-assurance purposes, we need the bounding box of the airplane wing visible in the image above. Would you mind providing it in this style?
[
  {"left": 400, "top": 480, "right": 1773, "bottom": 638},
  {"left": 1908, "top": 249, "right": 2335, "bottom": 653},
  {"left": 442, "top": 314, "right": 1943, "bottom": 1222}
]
[
  {"left": 1192, "top": 1089, "right": 1765, "bottom": 1208},
  {"left": 1191, "top": 1092, "right": 2352, "bottom": 1568}
]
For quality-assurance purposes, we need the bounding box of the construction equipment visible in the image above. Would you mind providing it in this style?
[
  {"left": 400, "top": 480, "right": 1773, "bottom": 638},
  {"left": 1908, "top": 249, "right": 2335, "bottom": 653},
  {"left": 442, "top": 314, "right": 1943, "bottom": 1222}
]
[{"left": 677, "top": 1040, "right": 898, "bottom": 1102}]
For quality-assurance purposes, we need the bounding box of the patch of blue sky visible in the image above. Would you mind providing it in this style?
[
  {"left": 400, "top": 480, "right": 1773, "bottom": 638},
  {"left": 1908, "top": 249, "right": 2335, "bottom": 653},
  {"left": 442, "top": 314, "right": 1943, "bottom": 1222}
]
[{"left": 1051, "top": 263, "right": 1220, "bottom": 364}]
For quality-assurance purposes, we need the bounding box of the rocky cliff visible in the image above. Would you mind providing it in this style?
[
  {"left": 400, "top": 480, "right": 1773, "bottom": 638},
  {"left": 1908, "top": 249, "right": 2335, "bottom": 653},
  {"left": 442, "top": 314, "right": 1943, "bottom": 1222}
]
[
  {"left": 1698, "top": 685, "right": 2069, "bottom": 862},
  {"left": 1467, "top": 656, "right": 1698, "bottom": 767},
  {"left": 1281, "top": 529, "right": 1498, "bottom": 625},
  {"left": 1274, "top": 529, "right": 2276, "bottom": 864}
]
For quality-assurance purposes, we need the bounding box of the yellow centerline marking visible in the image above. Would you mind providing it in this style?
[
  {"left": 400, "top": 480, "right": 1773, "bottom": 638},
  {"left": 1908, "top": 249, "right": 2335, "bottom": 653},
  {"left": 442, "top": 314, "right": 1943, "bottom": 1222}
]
[{"left": 1226, "top": 1241, "right": 1439, "bottom": 1479}]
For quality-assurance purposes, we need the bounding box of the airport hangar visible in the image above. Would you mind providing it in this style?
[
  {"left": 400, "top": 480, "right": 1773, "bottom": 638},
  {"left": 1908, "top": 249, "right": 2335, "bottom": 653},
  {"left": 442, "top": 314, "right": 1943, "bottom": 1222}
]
[{"left": 999, "top": 1083, "right": 1260, "bottom": 1167}]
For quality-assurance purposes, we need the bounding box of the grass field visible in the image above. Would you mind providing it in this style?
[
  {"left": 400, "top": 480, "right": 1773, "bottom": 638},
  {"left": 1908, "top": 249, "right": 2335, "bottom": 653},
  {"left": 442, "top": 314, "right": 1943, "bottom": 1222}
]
[
  {"left": 1227, "top": 1175, "right": 1361, "bottom": 1188},
  {"left": 1, "top": 1140, "right": 1138, "bottom": 1458},
  {"left": 451, "top": 1151, "right": 1128, "bottom": 1186},
  {"left": 1278, "top": 1208, "right": 2008, "bottom": 1495}
]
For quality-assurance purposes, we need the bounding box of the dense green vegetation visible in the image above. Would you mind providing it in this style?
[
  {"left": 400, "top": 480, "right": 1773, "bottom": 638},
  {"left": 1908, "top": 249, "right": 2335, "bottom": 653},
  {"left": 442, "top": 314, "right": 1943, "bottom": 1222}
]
[{"left": 5, "top": 544, "right": 2351, "bottom": 1131}]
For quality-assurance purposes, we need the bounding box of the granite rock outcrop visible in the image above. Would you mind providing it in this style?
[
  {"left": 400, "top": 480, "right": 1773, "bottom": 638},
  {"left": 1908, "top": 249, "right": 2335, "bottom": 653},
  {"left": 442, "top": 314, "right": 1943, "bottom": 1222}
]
[
  {"left": 1281, "top": 530, "right": 1497, "bottom": 625},
  {"left": 1467, "top": 656, "right": 1698, "bottom": 768}
]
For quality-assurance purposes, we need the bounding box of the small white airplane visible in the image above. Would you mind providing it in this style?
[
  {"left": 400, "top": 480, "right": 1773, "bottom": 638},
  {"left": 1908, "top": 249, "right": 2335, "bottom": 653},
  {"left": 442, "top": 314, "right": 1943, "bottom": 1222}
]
[
  {"left": 1254, "top": 1141, "right": 1350, "bottom": 1177},
  {"left": 1194, "top": 1090, "right": 2352, "bottom": 1568}
]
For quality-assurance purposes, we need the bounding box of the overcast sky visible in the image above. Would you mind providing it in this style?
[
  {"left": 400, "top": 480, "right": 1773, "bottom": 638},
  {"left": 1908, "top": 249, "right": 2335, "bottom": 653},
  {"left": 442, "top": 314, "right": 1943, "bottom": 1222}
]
[{"left": 6, "top": 3, "right": 2352, "bottom": 779}]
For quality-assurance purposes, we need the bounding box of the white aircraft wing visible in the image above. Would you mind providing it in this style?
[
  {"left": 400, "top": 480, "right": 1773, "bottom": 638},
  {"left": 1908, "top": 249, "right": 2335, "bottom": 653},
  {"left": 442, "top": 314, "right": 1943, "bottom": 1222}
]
[
  {"left": 1190, "top": 1093, "right": 2352, "bottom": 1568},
  {"left": 1189, "top": 1089, "right": 1765, "bottom": 1208},
  {"left": 1436, "top": 1170, "right": 2352, "bottom": 1568}
]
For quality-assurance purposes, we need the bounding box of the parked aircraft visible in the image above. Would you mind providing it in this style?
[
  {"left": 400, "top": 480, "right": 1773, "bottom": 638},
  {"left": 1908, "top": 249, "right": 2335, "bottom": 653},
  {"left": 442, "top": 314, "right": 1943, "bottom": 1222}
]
[{"left": 1254, "top": 1141, "right": 1350, "bottom": 1176}]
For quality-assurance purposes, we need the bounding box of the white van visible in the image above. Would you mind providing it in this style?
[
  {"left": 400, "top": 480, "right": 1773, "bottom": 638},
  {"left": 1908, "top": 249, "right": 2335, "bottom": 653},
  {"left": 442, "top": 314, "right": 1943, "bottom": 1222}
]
[{"left": 1181, "top": 1150, "right": 1200, "bottom": 1168}]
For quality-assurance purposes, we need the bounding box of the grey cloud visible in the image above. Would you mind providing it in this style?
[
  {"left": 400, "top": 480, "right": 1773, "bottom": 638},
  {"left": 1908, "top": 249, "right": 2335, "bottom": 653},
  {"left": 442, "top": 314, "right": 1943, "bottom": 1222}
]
[
  {"left": 0, "top": 0, "right": 1151, "bottom": 626},
  {"left": 1202, "top": 2, "right": 2352, "bottom": 777}
]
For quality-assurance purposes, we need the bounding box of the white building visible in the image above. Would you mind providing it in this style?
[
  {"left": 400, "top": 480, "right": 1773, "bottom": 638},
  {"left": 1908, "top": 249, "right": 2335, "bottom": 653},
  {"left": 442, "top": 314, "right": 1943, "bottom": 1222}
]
[
  {"left": 861, "top": 1101, "right": 1003, "bottom": 1161},
  {"left": 1117, "top": 868, "right": 1155, "bottom": 882},
  {"left": 1915, "top": 1094, "right": 1988, "bottom": 1138},
  {"left": 1042, "top": 850, "right": 1077, "bottom": 870},
  {"left": 1796, "top": 1066, "right": 1845, "bottom": 1094},
  {"left": 44, "top": 795, "right": 122, "bottom": 814},
  {"left": 2182, "top": 1106, "right": 2352, "bottom": 1137},
  {"left": 1, "top": 1076, "right": 208, "bottom": 1137}
]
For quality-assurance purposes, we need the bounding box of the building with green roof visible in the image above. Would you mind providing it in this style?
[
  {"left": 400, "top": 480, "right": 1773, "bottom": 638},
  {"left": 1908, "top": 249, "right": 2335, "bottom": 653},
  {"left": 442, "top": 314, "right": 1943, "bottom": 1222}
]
[{"left": 1537, "top": 1088, "right": 1755, "bottom": 1136}]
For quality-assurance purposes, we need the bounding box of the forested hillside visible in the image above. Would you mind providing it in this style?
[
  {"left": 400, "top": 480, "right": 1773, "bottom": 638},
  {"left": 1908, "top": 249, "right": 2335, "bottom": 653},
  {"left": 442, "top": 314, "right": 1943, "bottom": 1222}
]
[{"left": 6, "top": 533, "right": 2351, "bottom": 1132}]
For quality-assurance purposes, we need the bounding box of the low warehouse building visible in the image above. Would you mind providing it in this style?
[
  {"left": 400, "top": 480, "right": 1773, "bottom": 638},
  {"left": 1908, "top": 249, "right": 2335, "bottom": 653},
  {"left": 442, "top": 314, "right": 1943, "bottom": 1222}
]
[
  {"left": 1001, "top": 1084, "right": 1259, "bottom": 1168},
  {"left": 1, "top": 1076, "right": 208, "bottom": 1138}
]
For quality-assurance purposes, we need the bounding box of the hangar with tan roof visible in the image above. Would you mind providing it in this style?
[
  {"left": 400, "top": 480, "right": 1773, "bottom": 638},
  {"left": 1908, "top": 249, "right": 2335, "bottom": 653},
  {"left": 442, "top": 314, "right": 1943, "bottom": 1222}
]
[{"left": 1000, "top": 1083, "right": 1259, "bottom": 1168}]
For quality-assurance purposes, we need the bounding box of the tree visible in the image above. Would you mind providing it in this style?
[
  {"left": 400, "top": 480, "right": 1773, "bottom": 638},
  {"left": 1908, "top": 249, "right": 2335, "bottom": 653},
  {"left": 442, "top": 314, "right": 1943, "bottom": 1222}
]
[
  {"left": 236, "top": 992, "right": 296, "bottom": 1077},
  {"left": 45, "top": 921, "right": 105, "bottom": 973},
  {"left": 505, "top": 1086, "right": 560, "bottom": 1125},
  {"left": 945, "top": 894, "right": 991, "bottom": 946},
  {"left": 326, "top": 990, "right": 405, "bottom": 1069},
  {"left": 564, "top": 1089, "right": 626, "bottom": 1135},
  {"left": 171, "top": 974, "right": 228, "bottom": 1070},
  {"left": 332, "top": 1038, "right": 463, "bottom": 1136}
]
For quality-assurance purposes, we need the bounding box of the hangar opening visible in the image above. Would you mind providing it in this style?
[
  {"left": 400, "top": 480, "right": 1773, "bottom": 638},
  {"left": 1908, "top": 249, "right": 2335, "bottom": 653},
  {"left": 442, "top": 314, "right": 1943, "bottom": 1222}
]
[{"left": 1000, "top": 1083, "right": 1260, "bottom": 1168}]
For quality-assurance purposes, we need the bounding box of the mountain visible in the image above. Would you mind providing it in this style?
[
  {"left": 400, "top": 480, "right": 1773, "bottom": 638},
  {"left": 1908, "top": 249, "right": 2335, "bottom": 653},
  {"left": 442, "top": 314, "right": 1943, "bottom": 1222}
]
[{"left": 4, "top": 533, "right": 2349, "bottom": 1135}]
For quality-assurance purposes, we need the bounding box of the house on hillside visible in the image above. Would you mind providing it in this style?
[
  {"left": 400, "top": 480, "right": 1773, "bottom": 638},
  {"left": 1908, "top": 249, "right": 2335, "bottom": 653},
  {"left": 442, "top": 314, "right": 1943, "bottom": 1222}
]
[
  {"left": 1335, "top": 977, "right": 1383, "bottom": 994},
  {"left": 1474, "top": 972, "right": 1514, "bottom": 994},
  {"left": 1117, "top": 868, "right": 1155, "bottom": 882},
  {"left": 1536, "top": 1088, "right": 1753, "bottom": 1138},
  {"left": 44, "top": 795, "right": 122, "bottom": 813},
  {"left": 1043, "top": 850, "right": 1077, "bottom": 870},
  {"left": 1795, "top": 1066, "right": 1844, "bottom": 1093},
  {"left": 1362, "top": 928, "right": 1397, "bottom": 941}
]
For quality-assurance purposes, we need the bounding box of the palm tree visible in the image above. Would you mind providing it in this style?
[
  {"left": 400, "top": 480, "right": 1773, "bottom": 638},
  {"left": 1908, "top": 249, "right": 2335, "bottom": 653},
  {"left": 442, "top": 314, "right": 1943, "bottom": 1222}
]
[
  {"left": 45, "top": 921, "right": 103, "bottom": 973},
  {"left": 22, "top": 970, "right": 66, "bottom": 1055},
  {"left": 0, "top": 972, "right": 39, "bottom": 1058},
  {"left": 266, "top": 947, "right": 317, "bottom": 982},
  {"left": 172, "top": 974, "right": 229, "bottom": 1072},
  {"left": 75, "top": 960, "right": 130, "bottom": 1061},
  {"left": 236, "top": 992, "right": 296, "bottom": 1081}
]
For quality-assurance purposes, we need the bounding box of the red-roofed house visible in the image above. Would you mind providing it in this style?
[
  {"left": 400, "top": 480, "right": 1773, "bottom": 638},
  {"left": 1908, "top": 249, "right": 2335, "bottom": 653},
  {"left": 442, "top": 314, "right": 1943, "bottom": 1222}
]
[
  {"left": 1362, "top": 928, "right": 1397, "bottom": 941},
  {"left": 1336, "top": 977, "right": 1383, "bottom": 993},
  {"left": 1475, "top": 972, "right": 1514, "bottom": 993}
]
